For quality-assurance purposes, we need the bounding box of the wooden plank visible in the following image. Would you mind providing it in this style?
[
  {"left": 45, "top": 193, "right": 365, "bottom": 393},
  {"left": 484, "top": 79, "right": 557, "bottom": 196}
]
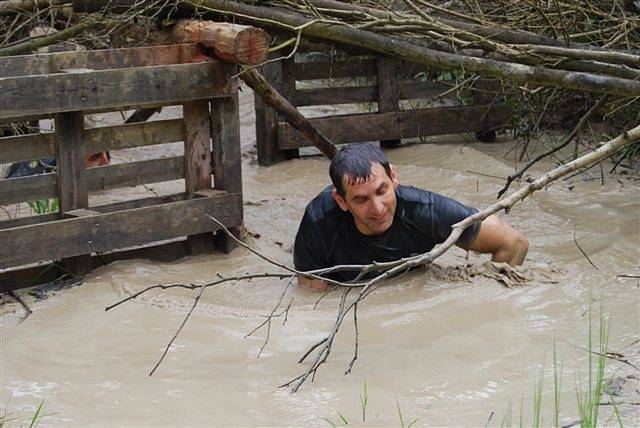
[
  {"left": 255, "top": 59, "right": 286, "bottom": 166},
  {"left": 183, "top": 99, "right": 215, "bottom": 255},
  {"left": 183, "top": 100, "right": 213, "bottom": 196},
  {"left": 295, "top": 81, "right": 451, "bottom": 107},
  {"left": 0, "top": 212, "right": 59, "bottom": 230},
  {"left": 85, "top": 119, "right": 185, "bottom": 153},
  {"left": 0, "top": 193, "right": 187, "bottom": 231},
  {"left": 0, "top": 61, "right": 237, "bottom": 119},
  {"left": 54, "top": 111, "right": 91, "bottom": 275},
  {"left": 278, "top": 104, "right": 513, "bottom": 148},
  {"left": 0, "top": 133, "right": 55, "bottom": 164},
  {"left": 0, "top": 119, "right": 185, "bottom": 164},
  {"left": 293, "top": 58, "right": 428, "bottom": 81},
  {"left": 0, "top": 239, "right": 195, "bottom": 293},
  {"left": 87, "top": 156, "right": 185, "bottom": 191},
  {"left": 296, "top": 85, "right": 377, "bottom": 106},
  {"left": 377, "top": 58, "right": 402, "bottom": 147},
  {"left": 0, "top": 173, "right": 57, "bottom": 205},
  {"left": 0, "top": 157, "right": 185, "bottom": 206},
  {"left": 54, "top": 111, "right": 87, "bottom": 213},
  {"left": 0, "top": 193, "right": 242, "bottom": 269},
  {"left": 0, "top": 44, "right": 198, "bottom": 78},
  {"left": 211, "top": 94, "right": 242, "bottom": 195},
  {"left": 211, "top": 94, "right": 243, "bottom": 253},
  {"left": 294, "top": 58, "right": 377, "bottom": 80}
]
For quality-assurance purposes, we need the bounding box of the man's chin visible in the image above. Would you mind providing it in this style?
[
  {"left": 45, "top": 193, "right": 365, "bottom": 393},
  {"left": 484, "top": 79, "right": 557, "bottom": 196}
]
[{"left": 368, "top": 220, "right": 392, "bottom": 235}]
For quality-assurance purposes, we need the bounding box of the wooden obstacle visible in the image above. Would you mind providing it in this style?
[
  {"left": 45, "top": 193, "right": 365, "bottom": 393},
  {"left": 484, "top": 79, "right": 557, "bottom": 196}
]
[
  {"left": 255, "top": 50, "right": 512, "bottom": 165},
  {"left": 0, "top": 44, "right": 243, "bottom": 292}
]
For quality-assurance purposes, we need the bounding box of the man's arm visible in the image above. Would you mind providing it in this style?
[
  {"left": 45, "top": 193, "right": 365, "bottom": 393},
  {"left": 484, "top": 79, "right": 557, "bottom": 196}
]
[
  {"left": 465, "top": 214, "right": 529, "bottom": 265},
  {"left": 297, "top": 276, "right": 331, "bottom": 291}
]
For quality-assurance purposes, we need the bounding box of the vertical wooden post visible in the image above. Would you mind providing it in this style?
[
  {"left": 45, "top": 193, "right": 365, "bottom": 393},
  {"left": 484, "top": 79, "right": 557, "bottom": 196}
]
[
  {"left": 472, "top": 78, "right": 501, "bottom": 142},
  {"left": 376, "top": 57, "right": 402, "bottom": 148},
  {"left": 183, "top": 99, "right": 215, "bottom": 254},
  {"left": 255, "top": 57, "right": 298, "bottom": 165},
  {"left": 211, "top": 93, "right": 243, "bottom": 253},
  {"left": 55, "top": 111, "right": 92, "bottom": 275}
]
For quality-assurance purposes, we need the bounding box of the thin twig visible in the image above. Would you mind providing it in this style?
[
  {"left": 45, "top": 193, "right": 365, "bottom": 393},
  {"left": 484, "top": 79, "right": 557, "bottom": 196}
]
[{"left": 573, "top": 231, "right": 599, "bottom": 270}]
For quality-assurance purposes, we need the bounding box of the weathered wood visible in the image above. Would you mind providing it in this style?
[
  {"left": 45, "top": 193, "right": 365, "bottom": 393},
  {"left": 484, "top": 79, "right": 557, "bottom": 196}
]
[
  {"left": 54, "top": 111, "right": 91, "bottom": 275},
  {"left": 255, "top": 60, "right": 288, "bottom": 166},
  {"left": 0, "top": 239, "right": 194, "bottom": 293},
  {"left": 293, "top": 58, "right": 428, "bottom": 80},
  {"left": 0, "top": 119, "right": 184, "bottom": 164},
  {"left": 55, "top": 111, "right": 87, "bottom": 214},
  {"left": 0, "top": 173, "right": 57, "bottom": 205},
  {"left": 211, "top": 94, "right": 242, "bottom": 253},
  {"left": 246, "top": 67, "right": 336, "bottom": 162},
  {"left": 211, "top": 95, "right": 242, "bottom": 195},
  {"left": 87, "top": 156, "right": 185, "bottom": 191},
  {"left": 0, "top": 133, "right": 55, "bottom": 164},
  {"left": 0, "top": 192, "right": 242, "bottom": 269},
  {"left": 294, "top": 58, "right": 377, "bottom": 80},
  {"left": 280, "top": 58, "right": 300, "bottom": 160},
  {"left": 85, "top": 119, "right": 185, "bottom": 153},
  {"left": 295, "top": 80, "right": 449, "bottom": 106},
  {"left": 0, "top": 61, "right": 237, "bottom": 119},
  {"left": 173, "top": 20, "right": 269, "bottom": 65},
  {"left": 183, "top": 99, "right": 215, "bottom": 254},
  {"left": 0, "top": 193, "right": 189, "bottom": 231},
  {"left": 183, "top": 100, "right": 213, "bottom": 196},
  {"left": 278, "top": 104, "right": 513, "bottom": 148},
  {"left": 0, "top": 44, "right": 198, "bottom": 78},
  {"left": 376, "top": 57, "right": 402, "bottom": 147},
  {"left": 0, "top": 157, "right": 185, "bottom": 205}
]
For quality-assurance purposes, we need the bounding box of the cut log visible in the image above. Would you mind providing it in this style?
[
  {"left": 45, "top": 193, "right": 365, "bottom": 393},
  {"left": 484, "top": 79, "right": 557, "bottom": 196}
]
[{"left": 172, "top": 19, "right": 269, "bottom": 65}]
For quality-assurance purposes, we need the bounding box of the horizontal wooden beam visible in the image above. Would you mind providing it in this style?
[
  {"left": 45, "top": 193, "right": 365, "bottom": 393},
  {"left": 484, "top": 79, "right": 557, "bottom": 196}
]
[
  {"left": 0, "top": 118, "right": 185, "bottom": 164},
  {"left": 0, "top": 239, "right": 196, "bottom": 293},
  {"left": 0, "top": 133, "right": 55, "bottom": 164},
  {"left": 278, "top": 104, "right": 513, "bottom": 148},
  {"left": 296, "top": 81, "right": 450, "bottom": 106},
  {"left": 0, "top": 193, "right": 188, "bottom": 230},
  {"left": 0, "top": 192, "right": 241, "bottom": 269},
  {"left": 85, "top": 118, "right": 185, "bottom": 152},
  {"left": 0, "top": 44, "right": 198, "bottom": 78},
  {"left": 1, "top": 61, "right": 237, "bottom": 119},
  {"left": 0, "top": 156, "right": 186, "bottom": 205},
  {"left": 293, "top": 58, "right": 429, "bottom": 80}
]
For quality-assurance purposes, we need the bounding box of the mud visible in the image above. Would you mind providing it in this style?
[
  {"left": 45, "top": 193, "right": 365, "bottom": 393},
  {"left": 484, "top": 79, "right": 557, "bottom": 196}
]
[{"left": 1, "top": 87, "right": 639, "bottom": 427}]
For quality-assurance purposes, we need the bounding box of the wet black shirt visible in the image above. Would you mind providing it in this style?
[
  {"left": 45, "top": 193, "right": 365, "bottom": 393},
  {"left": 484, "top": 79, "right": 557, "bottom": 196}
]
[{"left": 293, "top": 185, "right": 481, "bottom": 281}]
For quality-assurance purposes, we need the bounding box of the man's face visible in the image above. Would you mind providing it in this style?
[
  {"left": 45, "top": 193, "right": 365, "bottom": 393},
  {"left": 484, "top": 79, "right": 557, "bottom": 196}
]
[{"left": 332, "top": 162, "right": 399, "bottom": 236}]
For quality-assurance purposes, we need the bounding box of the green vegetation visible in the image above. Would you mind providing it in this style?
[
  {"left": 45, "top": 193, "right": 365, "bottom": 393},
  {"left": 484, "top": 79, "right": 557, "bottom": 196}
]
[
  {"left": 322, "top": 381, "right": 419, "bottom": 427},
  {"left": 27, "top": 198, "right": 58, "bottom": 215},
  {"left": 0, "top": 400, "right": 46, "bottom": 428},
  {"left": 502, "top": 298, "right": 620, "bottom": 428}
]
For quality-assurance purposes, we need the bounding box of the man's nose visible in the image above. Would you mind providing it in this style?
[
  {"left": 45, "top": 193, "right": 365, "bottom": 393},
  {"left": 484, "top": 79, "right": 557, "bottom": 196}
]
[{"left": 370, "top": 197, "right": 384, "bottom": 215}]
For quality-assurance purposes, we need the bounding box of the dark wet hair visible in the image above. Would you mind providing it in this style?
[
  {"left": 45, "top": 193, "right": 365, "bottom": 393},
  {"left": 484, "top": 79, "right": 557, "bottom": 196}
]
[{"left": 329, "top": 143, "right": 392, "bottom": 196}]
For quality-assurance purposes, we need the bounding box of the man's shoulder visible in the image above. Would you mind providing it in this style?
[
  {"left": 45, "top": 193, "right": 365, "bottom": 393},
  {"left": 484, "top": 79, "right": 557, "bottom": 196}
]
[
  {"left": 396, "top": 184, "right": 436, "bottom": 207},
  {"left": 304, "top": 186, "right": 342, "bottom": 223}
]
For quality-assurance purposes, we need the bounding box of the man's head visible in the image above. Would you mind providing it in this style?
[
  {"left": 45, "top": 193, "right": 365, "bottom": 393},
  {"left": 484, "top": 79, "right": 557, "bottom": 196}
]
[{"left": 329, "top": 143, "right": 399, "bottom": 236}]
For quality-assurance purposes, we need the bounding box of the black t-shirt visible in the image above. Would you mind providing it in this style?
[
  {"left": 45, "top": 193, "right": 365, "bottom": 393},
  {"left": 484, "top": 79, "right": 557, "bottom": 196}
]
[{"left": 293, "top": 185, "right": 481, "bottom": 281}]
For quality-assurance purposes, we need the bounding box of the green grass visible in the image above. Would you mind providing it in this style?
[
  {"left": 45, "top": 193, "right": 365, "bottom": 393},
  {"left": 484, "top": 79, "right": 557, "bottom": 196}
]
[
  {"left": 501, "top": 297, "right": 618, "bottom": 428},
  {"left": 0, "top": 400, "right": 45, "bottom": 428}
]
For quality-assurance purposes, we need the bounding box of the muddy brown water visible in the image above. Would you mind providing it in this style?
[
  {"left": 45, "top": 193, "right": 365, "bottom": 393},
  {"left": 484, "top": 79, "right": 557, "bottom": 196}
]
[{"left": 1, "top": 89, "right": 639, "bottom": 427}]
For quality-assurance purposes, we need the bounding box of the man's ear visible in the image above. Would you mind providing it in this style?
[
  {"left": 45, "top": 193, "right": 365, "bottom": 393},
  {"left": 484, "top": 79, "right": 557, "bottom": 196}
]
[
  {"left": 390, "top": 164, "right": 400, "bottom": 189},
  {"left": 331, "top": 187, "right": 349, "bottom": 211}
]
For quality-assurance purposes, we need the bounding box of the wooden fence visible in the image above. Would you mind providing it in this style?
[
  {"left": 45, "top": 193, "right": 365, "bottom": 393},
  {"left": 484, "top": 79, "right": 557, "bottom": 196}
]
[
  {"left": 255, "top": 51, "right": 512, "bottom": 165},
  {"left": 0, "top": 44, "right": 243, "bottom": 292}
]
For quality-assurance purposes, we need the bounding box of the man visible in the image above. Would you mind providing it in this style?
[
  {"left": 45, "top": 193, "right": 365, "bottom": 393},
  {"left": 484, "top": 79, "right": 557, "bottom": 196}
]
[{"left": 293, "top": 143, "right": 528, "bottom": 290}]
